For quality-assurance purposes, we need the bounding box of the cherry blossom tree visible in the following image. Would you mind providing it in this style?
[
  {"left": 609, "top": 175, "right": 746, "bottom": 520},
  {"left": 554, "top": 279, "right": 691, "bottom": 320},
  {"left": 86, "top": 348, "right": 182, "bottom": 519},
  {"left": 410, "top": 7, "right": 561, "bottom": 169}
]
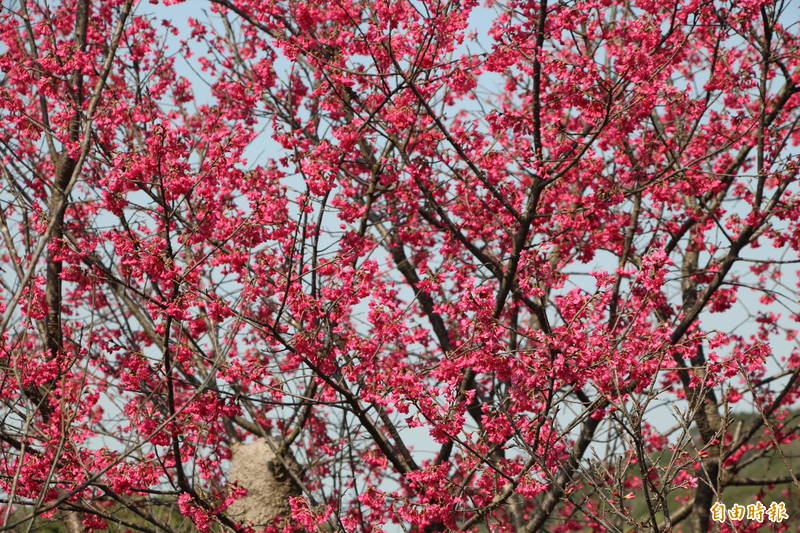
[{"left": 1, "top": 0, "right": 799, "bottom": 531}]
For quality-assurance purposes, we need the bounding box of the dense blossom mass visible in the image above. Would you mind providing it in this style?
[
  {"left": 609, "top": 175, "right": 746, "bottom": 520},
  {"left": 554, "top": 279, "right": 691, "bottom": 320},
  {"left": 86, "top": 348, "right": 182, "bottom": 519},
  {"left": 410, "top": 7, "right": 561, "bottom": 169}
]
[{"left": 0, "top": 0, "right": 799, "bottom": 531}]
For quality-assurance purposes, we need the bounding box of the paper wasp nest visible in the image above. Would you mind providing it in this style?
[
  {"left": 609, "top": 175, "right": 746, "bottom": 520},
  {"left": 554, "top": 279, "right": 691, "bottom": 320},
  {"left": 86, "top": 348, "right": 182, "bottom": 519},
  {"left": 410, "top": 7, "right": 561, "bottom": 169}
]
[{"left": 227, "top": 437, "right": 302, "bottom": 527}]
